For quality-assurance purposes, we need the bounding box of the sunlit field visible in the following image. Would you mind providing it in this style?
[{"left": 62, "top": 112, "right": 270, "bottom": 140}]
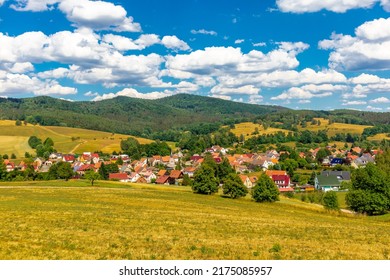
[{"left": 0, "top": 181, "right": 389, "bottom": 260}]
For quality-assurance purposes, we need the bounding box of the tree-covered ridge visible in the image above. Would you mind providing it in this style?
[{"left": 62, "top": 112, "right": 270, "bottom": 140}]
[{"left": 1, "top": 94, "right": 390, "bottom": 142}]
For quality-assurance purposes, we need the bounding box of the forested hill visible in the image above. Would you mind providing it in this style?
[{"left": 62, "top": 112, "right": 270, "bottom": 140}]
[
  {"left": 1, "top": 94, "right": 389, "bottom": 140},
  {"left": 0, "top": 94, "right": 285, "bottom": 137}
]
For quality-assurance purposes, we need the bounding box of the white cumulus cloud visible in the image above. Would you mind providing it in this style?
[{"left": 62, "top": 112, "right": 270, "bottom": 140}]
[
  {"left": 370, "top": 97, "right": 390, "bottom": 103},
  {"left": 161, "top": 35, "right": 190, "bottom": 51},
  {"left": 276, "top": 0, "right": 390, "bottom": 13},
  {"left": 319, "top": 18, "right": 390, "bottom": 71}
]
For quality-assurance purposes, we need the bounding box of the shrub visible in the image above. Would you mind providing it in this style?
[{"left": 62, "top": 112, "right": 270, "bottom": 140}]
[
  {"left": 323, "top": 191, "right": 339, "bottom": 210},
  {"left": 252, "top": 174, "right": 279, "bottom": 202}
]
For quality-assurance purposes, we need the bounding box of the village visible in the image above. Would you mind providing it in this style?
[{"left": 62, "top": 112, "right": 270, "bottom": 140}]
[{"left": 2, "top": 143, "right": 380, "bottom": 193}]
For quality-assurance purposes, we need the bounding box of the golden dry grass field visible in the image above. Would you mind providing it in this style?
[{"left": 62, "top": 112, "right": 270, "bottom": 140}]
[
  {"left": 298, "top": 118, "right": 372, "bottom": 137},
  {"left": 0, "top": 120, "right": 153, "bottom": 157},
  {"left": 0, "top": 181, "right": 389, "bottom": 260},
  {"left": 230, "top": 122, "right": 292, "bottom": 138},
  {"left": 368, "top": 133, "right": 390, "bottom": 142},
  {"left": 230, "top": 119, "right": 372, "bottom": 140}
]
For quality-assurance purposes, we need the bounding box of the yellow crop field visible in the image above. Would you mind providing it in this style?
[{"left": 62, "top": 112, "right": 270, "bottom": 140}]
[
  {"left": 368, "top": 133, "right": 390, "bottom": 141},
  {"left": 0, "top": 181, "right": 389, "bottom": 260},
  {"left": 0, "top": 120, "right": 153, "bottom": 156},
  {"left": 298, "top": 118, "right": 371, "bottom": 137},
  {"left": 231, "top": 122, "right": 292, "bottom": 138}
]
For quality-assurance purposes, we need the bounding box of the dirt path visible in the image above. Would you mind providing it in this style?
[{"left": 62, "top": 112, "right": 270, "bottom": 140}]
[{"left": 69, "top": 140, "right": 87, "bottom": 154}]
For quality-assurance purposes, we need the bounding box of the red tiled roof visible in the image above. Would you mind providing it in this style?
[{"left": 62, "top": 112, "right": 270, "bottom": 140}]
[
  {"left": 156, "top": 175, "right": 170, "bottom": 184},
  {"left": 78, "top": 164, "right": 95, "bottom": 171},
  {"left": 109, "top": 173, "right": 128, "bottom": 180},
  {"left": 169, "top": 170, "right": 183, "bottom": 179},
  {"left": 157, "top": 169, "right": 167, "bottom": 177}
]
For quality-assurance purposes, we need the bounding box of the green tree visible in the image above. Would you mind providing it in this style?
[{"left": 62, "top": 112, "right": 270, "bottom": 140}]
[
  {"left": 11, "top": 153, "right": 16, "bottom": 159},
  {"left": 28, "top": 136, "right": 42, "bottom": 149},
  {"left": 252, "top": 173, "right": 279, "bottom": 202},
  {"left": 98, "top": 162, "right": 108, "bottom": 180},
  {"left": 346, "top": 163, "right": 390, "bottom": 215},
  {"left": 85, "top": 170, "right": 100, "bottom": 186},
  {"left": 15, "top": 120, "right": 22, "bottom": 126},
  {"left": 181, "top": 174, "right": 192, "bottom": 186},
  {"left": 105, "top": 163, "right": 119, "bottom": 174},
  {"left": 323, "top": 191, "right": 339, "bottom": 210},
  {"left": 192, "top": 165, "right": 219, "bottom": 195},
  {"left": 43, "top": 137, "right": 54, "bottom": 147},
  {"left": 217, "top": 157, "right": 234, "bottom": 183},
  {"left": 222, "top": 173, "right": 248, "bottom": 199},
  {"left": 56, "top": 162, "right": 74, "bottom": 181}
]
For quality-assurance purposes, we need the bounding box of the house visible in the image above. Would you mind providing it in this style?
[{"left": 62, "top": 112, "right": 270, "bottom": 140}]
[
  {"left": 49, "top": 153, "right": 63, "bottom": 162},
  {"left": 76, "top": 164, "right": 95, "bottom": 176},
  {"left": 271, "top": 174, "right": 291, "bottom": 188},
  {"left": 315, "top": 174, "right": 340, "bottom": 192},
  {"left": 330, "top": 158, "right": 344, "bottom": 166},
  {"left": 136, "top": 177, "right": 147, "bottom": 184},
  {"left": 170, "top": 170, "right": 183, "bottom": 179},
  {"left": 39, "top": 160, "right": 53, "bottom": 173},
  {"left": 109, "top": 173, "right": 130, "bottom": 182},
  {"left": 140, "top": 170, "right": 156, "bottom": 183},
  {"left": 63, "top": 154, "right": 75, "bottom": 163},
  {"left": 239, "top": 174, "right": 253, "bottom": 188},
  {"left": 266, "top": 170, "right": 287, "bottom": 177},
  {"left": 4, "top": 160, "right": 15, "bottom": 172},
  {"left": 299, "top": 184, "right": 315, "bottom": 192},
  {"left": 155, "top": 175, "right": 171, "bottom": 185},
  {"left": 183, "top": 167, "right": 196, "bottom": 178},
  {"left": 128, "top": 172, "right": 141, "bottom": 183},
  {"left": 157, "top": 169, "right": 168, "bottom": 177},
  {"left": 351, "top": 153, "right": 375, "bottom": 168}
]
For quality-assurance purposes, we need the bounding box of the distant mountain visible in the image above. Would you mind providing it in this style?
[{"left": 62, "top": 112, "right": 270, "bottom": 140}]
[{"left": 0, "top": 94, "right": 286, "bottom": 137}]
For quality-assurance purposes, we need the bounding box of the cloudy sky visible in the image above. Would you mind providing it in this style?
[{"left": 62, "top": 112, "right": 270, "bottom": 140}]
[{"left": 1, "top": 0, "right": 390, "bottom": 111}]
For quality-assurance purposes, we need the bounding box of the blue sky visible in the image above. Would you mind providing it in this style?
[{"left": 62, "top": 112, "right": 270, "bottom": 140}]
[{"left": 1, "top": 0, "right": 390, "bottom": 111}]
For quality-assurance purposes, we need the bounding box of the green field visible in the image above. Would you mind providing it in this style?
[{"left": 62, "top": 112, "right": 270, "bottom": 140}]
[
  {"left": 0, "top": 120, "right": 154, "bottom": 157},
  {"left": 0, "top": 181, "right": 389, "bottom": 260}
]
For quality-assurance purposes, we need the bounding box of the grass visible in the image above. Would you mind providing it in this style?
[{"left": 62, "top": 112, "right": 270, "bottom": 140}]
[
  {"left": 230, "top": 122, "right": 292, "bottom": 138},
  {"left": 231, "top": 119, "right": 372, "bottom": 141},
  {"left": 368, "top": 133, "right": 390, "bottom": 142},
  {"left": 298, "top": 118, "right": 372, "bottom": 137},
  {"left": 0, "top": 180, "right": 389, "bottom": 260},
  {"left": 0, "top": 120, "right": 153, "bottom": 156}
]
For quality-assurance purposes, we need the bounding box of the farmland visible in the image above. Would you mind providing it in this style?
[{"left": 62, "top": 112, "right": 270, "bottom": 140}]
[
  {"left": 0, "top": 181, "right": 389, "bottom": 260},
  {"left": 230, "top": 119, "right": 372, "bottom": 140},
  {"left": 0, "top": 120, "right": 153, "bottom": 157}
]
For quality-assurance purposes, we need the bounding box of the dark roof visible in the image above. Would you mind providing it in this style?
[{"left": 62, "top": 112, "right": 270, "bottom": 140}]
[
  {"left": 320, "top": 171, "right": 351, "bottom": 181},
  {"left": 330, "top": 158, "right": 344, "bottom": 165},
  {"left": 316, "top": 174, "right": 340, "bottom": 187}
]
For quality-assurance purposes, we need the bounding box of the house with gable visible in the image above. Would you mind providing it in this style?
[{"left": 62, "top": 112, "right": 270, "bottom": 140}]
[{"left": 109, "top": 173, "right": 130, "bottom": 182}]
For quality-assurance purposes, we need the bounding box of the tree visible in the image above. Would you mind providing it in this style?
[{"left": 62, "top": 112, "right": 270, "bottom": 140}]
[
  {"left": 98, "top": 162, "right": 109, "bottom": 180},
  {"left": 222, "top": 173, "right": 248, "bottom": 199},
  {"left": 85, "top": 170, "right": 100, "bottom": 186},
  {"left": 346, "top": 163, "right": 390, "bottom": 215},
  {"left": 105, "top": 163, "right": 119, "bottom": 174},
  {"left": 43, "top": 137, "right": 54, "bottom": 148},
  {"left": 252, "top": 173, "right": 279, "bottom": 202},
  {"left": 11, "top": 153, "right": 16, "bottom": 159},
  {"left": 15, "top": 120, "right": 22, "bottom": 126},
  {"left": 181, "top": 174, "right": 192, "bottom": 186},
  {"left": 323, "top": 191, "right": 339, "bottom": 210},
  {"left": 56, "top": 162, "right": 74, "bottom": 181},
  {"left": 28, "top": 136, "right": 42, "bottom": 149},
  {"left": 192, "top": 165, "right": 219, "bottom": 195}
]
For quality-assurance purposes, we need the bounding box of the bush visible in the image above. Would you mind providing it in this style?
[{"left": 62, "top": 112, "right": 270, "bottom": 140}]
[
  {"left": 252, "top": 174, "right": 279, "bottom": 202},
  {"left": 323, "top": 191, "right": 339, "bottom": 210},
  {"left": 222, "top": 173, "right": 248, "bottom": 199}
]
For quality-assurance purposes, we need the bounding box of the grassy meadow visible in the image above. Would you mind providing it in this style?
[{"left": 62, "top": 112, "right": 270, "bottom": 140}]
[
  {"left": 0, "top": 120, "right": 153, "bottom": 157},
  {"left": 0, "top": 181, "right": 389, "bottom": 260}
]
